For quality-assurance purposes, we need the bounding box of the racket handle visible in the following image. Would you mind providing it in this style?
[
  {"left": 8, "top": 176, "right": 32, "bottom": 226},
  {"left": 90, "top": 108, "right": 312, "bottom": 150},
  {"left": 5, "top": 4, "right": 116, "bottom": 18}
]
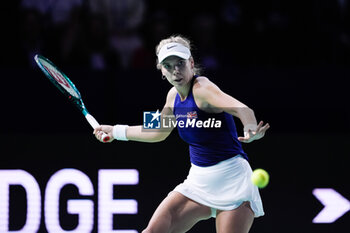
[
  {"left": 101, "top": 133, "right": 110, "bottom": 142},
  {"left": 85, "top": 114, "right": 110, "bottom": 142}
]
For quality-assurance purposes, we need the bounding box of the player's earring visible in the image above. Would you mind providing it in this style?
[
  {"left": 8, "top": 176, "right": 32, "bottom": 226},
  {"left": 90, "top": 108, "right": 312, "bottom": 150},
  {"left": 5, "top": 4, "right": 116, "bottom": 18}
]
[{"left": 162, "top": 75, "right": 166, "bottom": 80}]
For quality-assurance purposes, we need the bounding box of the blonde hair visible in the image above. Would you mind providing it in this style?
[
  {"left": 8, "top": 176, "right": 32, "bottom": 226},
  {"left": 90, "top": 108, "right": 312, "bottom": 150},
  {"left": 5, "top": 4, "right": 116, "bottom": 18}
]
[{"left": 155, "top": 35, "right": 202, "bottom": 75}]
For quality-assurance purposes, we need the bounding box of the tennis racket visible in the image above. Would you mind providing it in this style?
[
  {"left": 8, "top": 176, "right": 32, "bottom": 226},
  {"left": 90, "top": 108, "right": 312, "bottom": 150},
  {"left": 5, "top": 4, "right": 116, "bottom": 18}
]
[{"left": 34, "top": 54, "right": 110, "bottom": 142}]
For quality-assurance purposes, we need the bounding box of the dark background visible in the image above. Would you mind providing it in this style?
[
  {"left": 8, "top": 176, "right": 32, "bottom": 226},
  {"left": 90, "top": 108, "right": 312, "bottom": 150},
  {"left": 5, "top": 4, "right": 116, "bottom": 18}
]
[{"left": 0, "top": 0, "right": 349, "bottom": 232}]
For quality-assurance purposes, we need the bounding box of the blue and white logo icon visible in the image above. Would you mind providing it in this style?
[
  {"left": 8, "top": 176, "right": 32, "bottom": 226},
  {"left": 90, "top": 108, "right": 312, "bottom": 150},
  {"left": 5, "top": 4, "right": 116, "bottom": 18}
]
[{"left": 143, "top": 110, "right": 161, "bottom": 129}]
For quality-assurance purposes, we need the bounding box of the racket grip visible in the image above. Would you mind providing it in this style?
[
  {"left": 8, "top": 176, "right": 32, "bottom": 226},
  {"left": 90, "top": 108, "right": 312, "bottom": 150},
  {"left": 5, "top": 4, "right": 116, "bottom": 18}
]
[
  {"left": 85, "top": 113, "right": 110, "bottom": 142},
  {"left": 101, "top": 133, "right": 110, "bottom": 142}
]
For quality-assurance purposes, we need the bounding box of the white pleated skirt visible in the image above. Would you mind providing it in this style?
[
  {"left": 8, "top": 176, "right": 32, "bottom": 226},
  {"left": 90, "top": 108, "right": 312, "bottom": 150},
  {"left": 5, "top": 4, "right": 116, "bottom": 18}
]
[{"left": 173, "top": 155, "right": 265, "bottom": 218}]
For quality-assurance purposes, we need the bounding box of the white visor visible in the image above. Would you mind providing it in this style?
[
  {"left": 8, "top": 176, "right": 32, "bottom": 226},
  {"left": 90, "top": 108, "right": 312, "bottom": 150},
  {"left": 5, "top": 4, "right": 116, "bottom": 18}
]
[{"left": 158, "top": 42, "right": 191, "bottom": 63}]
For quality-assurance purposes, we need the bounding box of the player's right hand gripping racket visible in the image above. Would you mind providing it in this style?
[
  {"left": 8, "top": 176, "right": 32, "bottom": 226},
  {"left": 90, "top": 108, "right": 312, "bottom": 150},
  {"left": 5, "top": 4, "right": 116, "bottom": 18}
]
[{"left": 34, "top": 54, "right": 110, "bottom": 142}]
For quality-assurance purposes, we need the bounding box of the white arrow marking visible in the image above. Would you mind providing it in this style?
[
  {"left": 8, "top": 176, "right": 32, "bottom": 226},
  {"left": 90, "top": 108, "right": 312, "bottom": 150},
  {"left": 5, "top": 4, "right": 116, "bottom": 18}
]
[{"left": 312, "top": 188, "right": 350, "bottom": 223}]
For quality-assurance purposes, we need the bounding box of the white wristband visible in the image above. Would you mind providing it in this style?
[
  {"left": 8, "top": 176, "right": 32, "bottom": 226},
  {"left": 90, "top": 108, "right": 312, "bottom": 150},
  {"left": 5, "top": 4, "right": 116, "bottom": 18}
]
[{"left": 113, "top": 124, "right": 129, "bottom": 141}]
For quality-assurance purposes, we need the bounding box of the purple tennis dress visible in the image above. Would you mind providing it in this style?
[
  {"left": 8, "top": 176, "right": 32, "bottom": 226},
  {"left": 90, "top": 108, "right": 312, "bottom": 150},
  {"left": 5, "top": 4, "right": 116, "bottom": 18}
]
[{"left": 172, "top": 76, "right": 264, "bottom": 218}]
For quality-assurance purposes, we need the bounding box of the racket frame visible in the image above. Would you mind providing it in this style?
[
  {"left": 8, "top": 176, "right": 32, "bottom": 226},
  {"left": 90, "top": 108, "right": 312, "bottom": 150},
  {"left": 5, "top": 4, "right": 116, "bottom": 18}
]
[{"left": 34, "top": 54, "right": 110, "bottom": 142}]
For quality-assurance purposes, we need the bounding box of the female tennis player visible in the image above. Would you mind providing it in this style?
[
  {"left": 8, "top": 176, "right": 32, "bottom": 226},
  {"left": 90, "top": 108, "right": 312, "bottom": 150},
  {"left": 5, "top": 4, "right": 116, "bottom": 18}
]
[{"left": 94, "top": 35, "right": 270, "bottom": 233}]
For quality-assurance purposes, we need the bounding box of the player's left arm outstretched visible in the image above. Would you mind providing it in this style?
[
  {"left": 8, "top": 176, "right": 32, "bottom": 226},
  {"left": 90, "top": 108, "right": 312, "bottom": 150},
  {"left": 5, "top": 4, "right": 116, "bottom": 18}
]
[{"left": 192, "top": 76, "right": 270, "bottom": 143}]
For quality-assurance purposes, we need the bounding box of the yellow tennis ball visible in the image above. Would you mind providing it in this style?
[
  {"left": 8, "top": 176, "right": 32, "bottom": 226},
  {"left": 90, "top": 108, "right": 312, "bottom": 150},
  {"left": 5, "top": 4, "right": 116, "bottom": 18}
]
[{"left": 251, "top": 169, "right": 269, "bottom": 188}]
